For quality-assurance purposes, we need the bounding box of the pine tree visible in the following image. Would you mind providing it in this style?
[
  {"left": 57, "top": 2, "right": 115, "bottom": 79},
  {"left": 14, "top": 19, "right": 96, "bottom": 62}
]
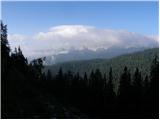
[
  {"left": 1, "top": 21, "right": 10, "bottom": 58},
  {"left": 106, "top": 67, "right": 115, "bottom": 102},
  {"left": 12, "top": 46, "right": 28, "bottom": 71},
  {"left": 46, "top": 69, "right": 52, "bottom": 81},
  {"left": 56, "top": 68, "right": 65, "bottom": 93},
  {"left": 132, "top": 68, "right": 143, "bottom": 112},
  {"left": 144, "top": 75, "right": 149, "bottom": 89},
  {"left": 84, "top": 72, "right": 88, "bottom": 86},
  {"left": 1, "top": 21, "right": 11, "bottom": 118},
  {"left": 149, "top": 55, "right": 159, "bottom": 117},
  {"left": 30, "top": 58, "right": 44, "bottom": 80},
  {"left": 94, "top": 69, "right": 103, "bottom": 92},
  {"left": 1, "top": 22, "right": 10, "bottom": 74},
  {"left": 118, "top": 66, "right": 132, "bottom": 99},
  {"left": 133, "top": 68, "right": 142, "bottom": 95},
  {"left": 103, "top": 73, "right": 107, "bottom": 89},
  {"left": 89, "top": 70, "right": 95, "bottom": 90},
  {"left": 142, "top": 75, "right": 150, "bottom": 114},
  {"left": 118, "top": 66, "right": 132, "bottom": 114},
  {"left": 103, "top": 67, "right": 116, "bottom": 115}
]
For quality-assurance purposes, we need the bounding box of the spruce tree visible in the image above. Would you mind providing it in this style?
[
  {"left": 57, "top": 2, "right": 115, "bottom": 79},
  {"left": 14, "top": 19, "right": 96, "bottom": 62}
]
[
  {"left": 106, "top": 67, "right": 115, "bottom": 102},
  {"left": 149, "top": 55, "right": 159, "bottom": 117},
  {"left": 118, "top": 66, "right": 132, "bottom": 114},
  {"left": 118, "top": 66, "right": 132, "bottom": 100},
  {"left": 1, "top": 21, "right": 11, "bottom": 118},
  {"left": 1, "top": 22, "right": 10, "bottom": 74},
  {"left": 46, "top": 69, "right": 52, "bottom": 81},
  {"left": 89, "top": 70, "right": 95, "bottom": 90},
  {"left": 132, "top": 68, "right": 143, "bottom": 112},
  {"left": 104, "top": 67, "right": 115, "bottom": 114},
  {"left": 1, "top": 21, "right": 10, "bottom": 58}
]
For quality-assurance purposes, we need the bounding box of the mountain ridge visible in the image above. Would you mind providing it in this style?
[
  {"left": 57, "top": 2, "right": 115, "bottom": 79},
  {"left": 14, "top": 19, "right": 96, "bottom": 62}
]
[
  {"left": 44, "top": 47, "right": 158, "bottom": 92},
  {"left": 43, "top": 46, "right": 154, "bottom": 65},
  {"left": 44, "top": 47, "right": 158, "bottom": 77}
]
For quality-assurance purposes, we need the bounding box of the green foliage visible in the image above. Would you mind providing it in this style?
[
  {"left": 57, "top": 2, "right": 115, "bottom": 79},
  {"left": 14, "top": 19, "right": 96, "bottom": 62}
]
[
  {"left": 118, "top": 67, "right": 132, "bottom": 101},
  {"left": 45, "top": 48, "right": 158, "bottom": 91},
  {"left": 46, "top": 70, "right": 52, "bottom": 81},
  {"left": 149, "top": 55, "right": 159, "bottom": 114}
]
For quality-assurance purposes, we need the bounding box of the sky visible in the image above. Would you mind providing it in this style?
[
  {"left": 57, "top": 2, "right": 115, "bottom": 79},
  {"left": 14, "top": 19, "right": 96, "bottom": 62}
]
[
  {"left": 1, "top": 1, "right": 159, "bottom": 59},
  {"left": 2, "top": 1, "right": 158, "bottom": 35}
]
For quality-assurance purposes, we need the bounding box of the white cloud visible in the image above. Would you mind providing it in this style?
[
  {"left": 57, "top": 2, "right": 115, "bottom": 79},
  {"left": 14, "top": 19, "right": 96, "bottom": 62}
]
[
  {"left": 34, "top": 25, "right": 93, "bottom": 40},
  {"left": 8, "top": 34, "right": 26, "bottom": 42},
  {"left": 8, "top": 25, "right": 159, "bottom": 59},
  {"left": 147, "top": 35, "right": 159, "bottom": 42}
]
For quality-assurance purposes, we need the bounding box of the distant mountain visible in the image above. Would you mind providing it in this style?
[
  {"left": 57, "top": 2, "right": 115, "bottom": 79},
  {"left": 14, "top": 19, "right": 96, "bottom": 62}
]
[
  {"left": 44, "top": 48, "right": 159, "bottom": 91},
  {"left": 43, "top": 47, "right": 152, "bottom": 65}
]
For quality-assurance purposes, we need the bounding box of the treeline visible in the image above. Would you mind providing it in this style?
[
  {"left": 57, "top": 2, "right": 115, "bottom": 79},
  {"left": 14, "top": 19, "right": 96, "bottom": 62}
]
[
  {"left": 1, "top": 22, "right": 159, "bottom": 118},
  {"left": 1, "top": 22, "right": 52, "bottom": 118},
  {"left": 45, "top": 60, "right": 158, "bottom": 118}
]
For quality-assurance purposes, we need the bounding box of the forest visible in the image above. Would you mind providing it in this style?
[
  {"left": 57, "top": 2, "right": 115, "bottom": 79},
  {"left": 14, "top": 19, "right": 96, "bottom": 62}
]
[{"left": 1, "top": 22, "right": 159, "bottom": 118}]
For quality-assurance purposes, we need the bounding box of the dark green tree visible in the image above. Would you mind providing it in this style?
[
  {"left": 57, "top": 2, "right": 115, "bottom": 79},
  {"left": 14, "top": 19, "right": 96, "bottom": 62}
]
[
  {"left": 1, "top": 21, "right": 11, "bottom": 118},
  {"left": 89, "top": 70, "right": 95, "bottom": 89},
  {"left": 46, "top": 69, "right": 52, "bottom": 81},
  {"left": 106, "top": 67, "right": 115, "bottom": 102},
  {"left": 1, "top": 22, "right": 11, "bottom": 75},
  {"left": 103, "top": 67, "right": 115, "bottom": 115},
  {"left": 30, "top": 58, "right": 44, "bottom": 80},
  {"left": 133, "top": 68, "right": 142, "bottom": 95},
  {"left": 142, "top": 75, "right": 150, "bottom": 114},
  {"left": 118, "top": 67, "right": 132, "bottom": 100},
  {"left": 144, "top": 75, "right": 149, "bottom": 90},
  {"left": 55, "top": 68, "right": 66, "bottom": 97},
  {"left": 118, "top": 66, "right": 132, "bottom": 114},
  {"left": 94, "top": 69, "right": 103, "bottom": 92},
  {"left": 11, "top": 46, "right": 28, "bottom": 72},
  {"left": 1, "top": 21, "right": 10, "bottom": 58},
  {"left": 84, "top": 72, "right": 88, "bottom": 86},
  {"left": 149, "top": 55, "right": 159, "bottom": 117},
  {"left": 132, "top": 68, "right": 143, "bottom": 112}
]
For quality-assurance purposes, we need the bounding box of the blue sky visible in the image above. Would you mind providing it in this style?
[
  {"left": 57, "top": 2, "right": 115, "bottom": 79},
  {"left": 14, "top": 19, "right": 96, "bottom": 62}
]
[
  {"left": 1, "top": 1, "right": 159, "bottom": 59},
  {"left": 2, "top": 1, "right": 158, "bottom": 35}
]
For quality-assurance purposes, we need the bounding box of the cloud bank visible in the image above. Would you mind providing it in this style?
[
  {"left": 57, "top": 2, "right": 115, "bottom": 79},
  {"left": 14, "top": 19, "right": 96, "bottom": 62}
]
[{"left": 8, "top": 25, "right": 159, "bottom": 59}]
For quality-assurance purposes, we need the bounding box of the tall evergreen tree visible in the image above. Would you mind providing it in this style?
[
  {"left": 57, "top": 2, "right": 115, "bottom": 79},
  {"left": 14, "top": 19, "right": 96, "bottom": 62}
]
[
  {"left": 103, "top": 73, "right": 107, "bottom": 89},
  {"left": 132, "top": 68, "right": 142, "bottom": 95},
  {"left": 144, "top": 75, "right": 149, "bottom": 90},
  {"left": 1, "top": 21, "right": 11, "bottom": 118},
  {"left": 1, "top": 22, "right": 10, "bottom": 74},
  {"left": 46, "top": 69, "right": 52, "bottom": 81},
  {"left": 132, "top": 68, "right": 143, "bottom": 112},
  {"left": 142, "top": 75, "right": 150, "bottom": 114},
  {"left": 30, "top": 58, "right": 44, "bottom": 80},
  {"left": 84, "top": 72, "right": 88, "bottom": 86},
  {"left": 118, "top": 66, "right": 132, "bottom": 114},
  {"left": 118, "top": 67, "right": 132, "bottom": 100},
  {"left": 1, "top": 21, "right": 10, "bottom": 58},
  {"left": 149, "top": 55, "right": 159, "bottom": 116},
  {"left": 56, "top": 68, "right": 65, "bottom": 95},
  {"left": 106, "top": 67, "right": 115, "bottom": 102},
  {"left": 94, "top": 69, "right": 103, "bottom": 92},
  {"left": 89, "top": 70, "right": 95, "bottom": 90},
  {"left": 103, "top": 67, "right": 115, "bottom": 115}
]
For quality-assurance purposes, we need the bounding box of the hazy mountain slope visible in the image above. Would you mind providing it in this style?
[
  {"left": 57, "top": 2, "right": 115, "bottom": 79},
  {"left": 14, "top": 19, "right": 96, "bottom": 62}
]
[
  {"left": 44, "top": 47, "right": 149, "bottom": 65},
  {"left": 44, "top": 48, "right": 158, "bottom": 91},
  {"left": 45, "top": 48, "right": 158, "bottom": 77}
]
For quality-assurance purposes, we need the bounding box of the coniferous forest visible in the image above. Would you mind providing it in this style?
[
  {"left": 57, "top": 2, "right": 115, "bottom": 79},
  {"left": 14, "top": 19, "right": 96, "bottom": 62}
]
[{"left": 1, "top": 22, "right": 159, "bottom": 118}]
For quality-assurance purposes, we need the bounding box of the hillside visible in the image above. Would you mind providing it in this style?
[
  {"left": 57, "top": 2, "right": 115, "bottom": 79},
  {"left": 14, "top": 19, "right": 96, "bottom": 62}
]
[
  {"left": 43, "top": 47, "right": 148, "bottom": 65},
  {"left": 44, "top": 48, "right": 159, "bottom": 90}
]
